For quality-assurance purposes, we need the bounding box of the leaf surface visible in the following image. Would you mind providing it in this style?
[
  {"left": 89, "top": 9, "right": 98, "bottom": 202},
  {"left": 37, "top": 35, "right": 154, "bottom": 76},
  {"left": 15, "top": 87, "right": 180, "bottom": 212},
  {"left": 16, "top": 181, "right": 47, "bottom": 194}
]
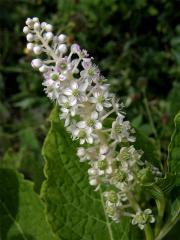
[
  {"left": 41, "top": 107, "right": 140, "bottom": 240},
  {"left": 0, "top": 168, "right": 57, "bottom": 240},
  {"left": 168, "top": 110, "right": 180, "bottom": 185}
]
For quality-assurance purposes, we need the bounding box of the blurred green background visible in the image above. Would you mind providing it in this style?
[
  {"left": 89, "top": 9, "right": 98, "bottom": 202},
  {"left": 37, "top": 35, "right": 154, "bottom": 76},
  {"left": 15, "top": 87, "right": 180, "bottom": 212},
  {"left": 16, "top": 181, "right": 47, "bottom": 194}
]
[{"left": 0, "top": 0, "right": 180, "bottom": 192}]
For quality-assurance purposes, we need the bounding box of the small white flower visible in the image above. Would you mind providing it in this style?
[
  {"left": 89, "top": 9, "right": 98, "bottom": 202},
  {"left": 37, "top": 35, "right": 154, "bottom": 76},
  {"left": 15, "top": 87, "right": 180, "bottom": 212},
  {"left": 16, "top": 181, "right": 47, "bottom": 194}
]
[
  {"left": 89, "top": 87, "right": 112, "bottom": 112},
  {"left": 111, "top": 114, "right": 135, "bottom": 142},
  {"left": 58, "top": 95, "right": 77, "bottom": 123},
  {"left": 81, "top": 62, "right": 100, "bottom": 83},
  {"left": 64, "top": 80, "right": 88, "bottom": 103},
  {"left": 50, "top": 71, "right": 60, "bottom": 81},
  {"left": 86, "top": 111, "right": 102, "bottom": 130},
  {"left": 77, "top": 147, "right": 88, "bottom": 162},
  {"left": 71, "top": 121, "right": 95, "bottom": 144}
]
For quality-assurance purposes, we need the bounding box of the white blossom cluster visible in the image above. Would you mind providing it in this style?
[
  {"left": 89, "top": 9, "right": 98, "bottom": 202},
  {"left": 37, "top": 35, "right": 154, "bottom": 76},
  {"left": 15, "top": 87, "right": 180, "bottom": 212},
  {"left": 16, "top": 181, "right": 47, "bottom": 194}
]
[{"left": 24, "top": 17, "right": 159, "bottom": 229}]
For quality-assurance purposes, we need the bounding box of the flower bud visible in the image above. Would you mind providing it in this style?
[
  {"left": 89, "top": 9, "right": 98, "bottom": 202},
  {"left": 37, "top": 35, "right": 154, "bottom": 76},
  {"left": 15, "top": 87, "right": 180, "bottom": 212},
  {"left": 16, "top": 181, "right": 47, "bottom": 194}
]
[
  {"left": 58, "top": 34, "right": 66, "bottom": 43},
  {"left": 88, "top": 168, "right": 97, "bottom": 175},
  {"left": 71, "top": 44, "right": 81, "bottom": 54},
  {"left": 31, "top": 59, "right": 42, "bottom": 68},
  {"left": 58, "top": 44, "right": 67, "bottom": 54},
  {"left": 23, "top": 26, "right": 29, "bottom": 34},
  {"left": 32, "top": 17, "right": 39, "bottom": 22},
  {"left": 33, "top": 45, "right": 42, "bottom": 55},
  {"left": 41, "top": 22, "right": 47, "bottom": 28},
  {"left": 77, "top": 147, "right": 85, "bottom": 157},
  {"left": 100, "top": 145, "right": 109, "bottom": 155},
  {"left": 34, "top": 22, "right": 40, "bottom": 30},
  {"left": 26, "top": 18, "right": 32, "bottom": 26},
  {"left": 45, "top": 24, "right": 53, "bottom": 32},
  {"left": 39, "top": 65, "right": 48, "bottom": 73},
  {"left": 89, "top": 178, "right": 98, "bottom": 186},
  {"left": 26, "top": 33, "right": 34, "bottom": 42},
  {"left": 27, "top": 43, "right": 34, "bottom": 51},
  {"left": 45, "top": 32, "right": 53, "bottom": 41}
]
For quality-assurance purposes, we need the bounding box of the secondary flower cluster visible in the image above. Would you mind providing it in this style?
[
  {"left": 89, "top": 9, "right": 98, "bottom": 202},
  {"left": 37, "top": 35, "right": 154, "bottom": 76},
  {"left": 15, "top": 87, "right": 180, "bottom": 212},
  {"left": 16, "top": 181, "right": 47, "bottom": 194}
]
[{"left": 24, "top": 17, "right": 159, "bottom": 229}]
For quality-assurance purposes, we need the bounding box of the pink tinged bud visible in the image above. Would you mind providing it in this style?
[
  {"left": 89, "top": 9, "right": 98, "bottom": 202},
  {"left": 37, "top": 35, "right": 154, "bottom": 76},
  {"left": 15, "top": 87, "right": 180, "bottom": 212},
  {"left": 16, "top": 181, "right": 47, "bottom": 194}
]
[
  {"left": 31, "top": 59, "right": 42, "bottom": 68},
  {"left": 100, "top": 145, "right": 109, "bottom": 155},
  {"left": 71, "top": 44, "right": 81, "bottom": 53}
]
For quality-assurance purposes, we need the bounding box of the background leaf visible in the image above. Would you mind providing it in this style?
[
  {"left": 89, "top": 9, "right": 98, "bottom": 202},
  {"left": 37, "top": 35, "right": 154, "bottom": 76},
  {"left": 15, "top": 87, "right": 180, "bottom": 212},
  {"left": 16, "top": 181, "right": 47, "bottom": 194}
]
[
  {"left": 168, "top": 110, "right": 180, "bottom": 185},
  {"left": 41, "top": 107, "right": 142, "bottom": 240},
  {"left": 0, "top": 168, "right": 57, "bottom": 240},
  {"left": 133, "top": 128, "right": 161, "bottom": 168}
]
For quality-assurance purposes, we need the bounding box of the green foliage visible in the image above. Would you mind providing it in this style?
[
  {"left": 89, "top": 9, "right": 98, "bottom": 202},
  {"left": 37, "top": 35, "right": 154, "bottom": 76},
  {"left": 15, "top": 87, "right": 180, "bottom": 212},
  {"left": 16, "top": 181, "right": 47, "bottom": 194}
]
[
  {"left": 41, "top": 107, "right": 142, "bottom": 240},
  {"left": 134, "top": 129, "right": 161, "bottom": 168},
  {"left": 0, "top": 168, "right": 57, "bottom": 240},
  {"left": 168, "top": 111, "right": 180, "bottom": 185}
]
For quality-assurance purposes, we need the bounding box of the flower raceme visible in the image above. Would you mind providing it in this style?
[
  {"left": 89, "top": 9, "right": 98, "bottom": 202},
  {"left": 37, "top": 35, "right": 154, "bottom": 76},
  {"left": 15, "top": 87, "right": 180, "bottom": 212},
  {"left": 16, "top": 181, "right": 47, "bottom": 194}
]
[{"left": 23, "top": 17, "right": 161, "bottom": 229}]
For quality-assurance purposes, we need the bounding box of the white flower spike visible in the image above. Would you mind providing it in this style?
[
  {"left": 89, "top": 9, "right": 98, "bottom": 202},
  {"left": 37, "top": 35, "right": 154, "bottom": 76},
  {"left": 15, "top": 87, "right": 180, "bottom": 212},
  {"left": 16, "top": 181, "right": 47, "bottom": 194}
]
[{"left": 24, "top": 17, "right": 161, "bottom": 229}]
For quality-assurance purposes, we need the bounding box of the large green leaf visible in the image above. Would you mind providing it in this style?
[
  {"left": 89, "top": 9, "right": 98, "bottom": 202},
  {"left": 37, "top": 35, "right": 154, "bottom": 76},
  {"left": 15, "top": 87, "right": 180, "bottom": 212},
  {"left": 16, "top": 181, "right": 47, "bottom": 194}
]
[
  {"left": 41, "top": 107, "right": 141, "bottom": 240},
  {"left": 168, "top": 110, "right": 180, "bottom": 185},
  {"left": 0, "top": 168, "right": 57, "bottom": 240}
]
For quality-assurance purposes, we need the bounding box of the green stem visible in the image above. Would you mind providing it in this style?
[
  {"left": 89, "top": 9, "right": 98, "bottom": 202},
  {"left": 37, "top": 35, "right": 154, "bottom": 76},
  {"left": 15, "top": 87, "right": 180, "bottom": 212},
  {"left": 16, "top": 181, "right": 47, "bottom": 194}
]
[
  {"left": 126, "top": 191, "right": 141, "bottom": 212},
  {"left": 144, "top": 224, "right": 154, "bottom": 240},
  {"left": 155, "top": 215, "right": 179, "bottom": 240},
  {"left": 154, "top": 199, "right": 166, "bottom": 237}
]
